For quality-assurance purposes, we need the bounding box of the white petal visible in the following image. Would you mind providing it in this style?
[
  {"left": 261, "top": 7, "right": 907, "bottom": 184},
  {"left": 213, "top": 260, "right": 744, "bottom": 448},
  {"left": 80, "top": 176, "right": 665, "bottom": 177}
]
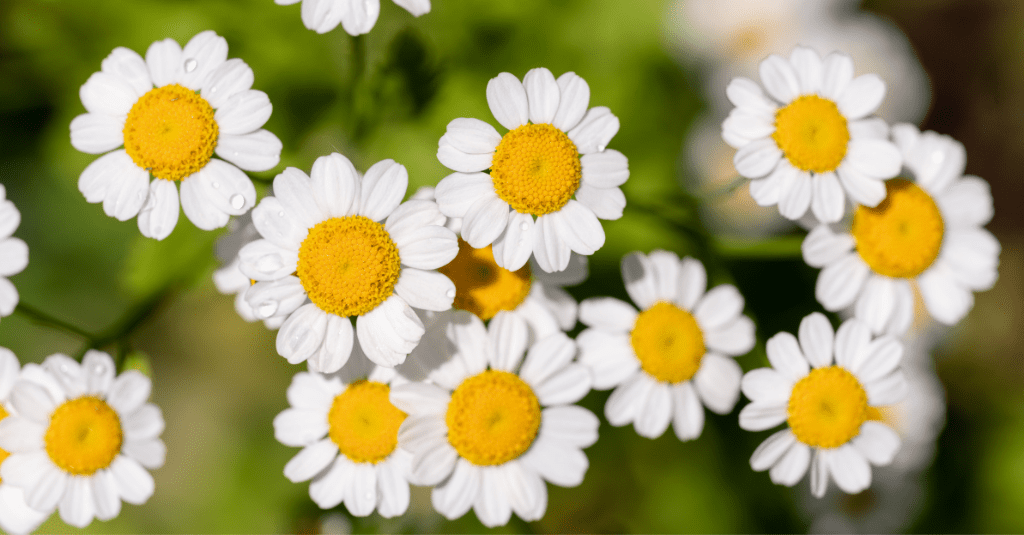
[
  {"left": 339, "top": 0, "right": 380, "bottom": 36},
  {"left": 300, "top": 0, "right": 346, "bottom": 33},
  {"left": 251, "top": 196, "right": 307, "bottom": 250},
  {"left": 179, "top": 173, "right": 229, "bottom": 231},
  {"left": 837, "top": 74, "right": 886, "bottom": 120},
  {"left": 91, "top": 469, "right": 121, "bottom": 521},
  {"left": 10, "top": 381, "right": 58, "bottom": 425},
  {"left": 101, "top": 46, "right": 151, "bottom": 96},
  {"left": 769, "top": 441, "right": 811, "bottom": 486},
  {"left": 59, "top": 476, "right": 96, "bottom": 528},
  {"left": 918, "top": 264, "right": 975, "bottom": 325},
  {"left": 277, "top": 304, "right": 329, "bottom": 365},
  {"left": 940, "top": 229, "right": 1000, "bottom": 291},
  {"left": 392, "top": 0, "right": 430, "bottom": 16},
  {"left": 523, "top": 67, "right": 559, "bottom": 124},
  {"left": 673, "top": 256, "right": 706, "bottom": 311},
  {"left": 215, "top": 89, "right": 273, "bottom": 135},
  {"left": 395, "top": 268, "right": 454, "bottom": 312},
  {"left": 575, "top": 184, "right": 625, "bottom": 220},
  {"left": 938, "top": 176, "right": 993, "bottom": 227},
  {"left": 777, "top": 168, "right": 812, "bottom": 220},
  {"left": 391, "top": 383, "right": 450, "bottom": 416},
  {"left": 848, "top": 117, "right": 889, "bottom": 140},
  {"left": 703, "top": 316, "right": 756, "bottom": 356},
  {"left": 827, "top": 444, "right": 872, "bottom": 494},
  {"left": 106, "top": 370, "right": 151, "bottom": 415},
  {"left": 442, "top": 117, "right": 501, "bottom": 154},
  {"left": 0, "top": 485, "right": 48, "bottom": 534},
  {"left": 502, "top": 461, "right": 546, "bottom": 522},
  {"left": 110, "top": 456, "right": 154, "bottom": 505},
  {"left": 487, "top": 311, "right": 528, "bottom": 372},
  {"left": 670, "top": 381, "right": 705, "bottom": 441},
  {"left": 837, "top": 165, "right": 887, "bottom": 207},
  {"left": 356, "top": 296, "right": 424, "bottom": 367},
  {"left": 834, "top": 317, "right": 871, "bottom": 369},
  {"left": 575, "top": 329, "right": 638, "bottom": 389},
  {"left": 548, "top": 201, "right": 605, "bottom": 257},
  {"left": 810, "top": 450, "right": 828, "bottom": 498},
  {"left": 464, "top": 196, "right": 511, "bottom": 250},
  {"left": 519, "top": 331, "right": 576, "bottom": 387},
  {"left": 237, "top": 239, "right": 299, "bottom": 281},
  {"left": 394, "top": 225, "right": 458, "bottom": 270},
  {"left": 192, "top": 157, "right": 257, "bottom": 215},
  {"left": 376, "top": 454, "right": 411, "bottom": 518},
  {"left": 845, "top": 138, "right": 902, "bottom": 180},
  {"left": 567, "top": 107, "right": 620, "bottom": 154},
  {"left": 386, "top": 199, "right": 447, "bottom": 238},
  {"left": 309, "top": 456, "right": 350, "bottom": 509},
  {"left": 741, "top": 368, "right": 792, "bottom": 404},
  {"left": 308, "top": 314, "right": 354, "bottom": 374},
  {"left": 137, "top": 178, "right": 180, "bottom": 240},
  {"left": 70, "top": 113, "right": 125, "bottom": 154},
  {"left": 694, "top": 354, "right": 742, "bottom": 414},
  {"left": 434, "top": 172, "right": 493, "bottom": 219},
  {"left": 540, "top": 405, "right": 599, "bottom": 448},
  {"left": 431, "top": 458, "right": 479, "bottom": 520},
  {"left": 491, "top": 211, "right": 535, "bottom": 271},
  {"left": 864, "top": 370, "right": 908, "bottom": 406},
  {"left": 578, "top": 297, "right": 636, "bottom": 332},
  {"left": 798, "top": 312, "right": 834, "bottom": 368},
  {"left": 801, "top": 224, "right": 855, "bottom": 268},
  {"left": 123, "top": 403, "right": 164, "bottom": 442},
  {"left": 201, "top": 58, "right": 253, "bottom": 109},
  {"left": 810, "top": 172, "right": 845, "bottom": 223},
  {"left": 216, "top": 130, "right": 282, "bottom": 172},
  {"left": 694, "top": 284, "right": 744, "bottom": 331},
  {"left": 758, "top": 54, "right": 800, "bottom": 103},
  {"left": 789, "top": 46, "right": 823, "bottom": 94},
  {"left": 80, "top": 151, "right": 148, "bottom": 221},
  {"left": 552, "top": 72, "right": 590, "bottom": 132},
  {"left": 274, "top": 407, "right": 329, "bottom": 447},
  {"left": 580, "top": 148, "right": 629, "bottom": 188},
  {"left": 474, "top": 467, "right": 512, "bottom": 527},
  {"left": 815, "top": 253, "right": 870, "bottom": 311},
  {"left": 411, "top": 439, "right": 458, "bottom": 486},
  {"left": 520, "top": 437, "right": 588, "bottom": 487},
  {"left": 437, "top": 139, "right": 493, "bottom": 173},
  {"left": 145, "top": 38, "right": 182, "bottom": 88},
  {"left": 487, "top": 72, "right": 529, "bottom": 130},
  {"left": 0, "top": 239, "right": 26, "bottom": 280},
  {"left": 726, "top": 77, "right": 776, "bottom": 116},
  {"left": 359, "top": 159, "right": 409, "bottom": 221},
  {"left": 737, "top": 401, "right": 788, "bottom": 432},
  {"left": 820, "top": 52, "right": 854, "bottom": 101},
  {"left": 722, "top": 108, "right": 775, "bottom": 141},
  {"left": 532, "top": 213, "right": 571, "bottom": 272},
  {"left": 750, "top": 429, "right": 796, "bottom": 471},
  {"left": 852, "top": 421, "right": 900, "bottom": 466},
  {"left": 621, "top": 252, "right": 660, "bottom": 310},
  {"left": 179, "top": 30, "right": 228, "bottom": 90},
  {"left": 284, "top": 438, "right": 338, "bottom": 483},
  {"left": 854, "top": 276, "right": 897, "bottom": 334},
  {"left": 79, "top": 71, "right": 137, "bottom": 116},
  {"left": 0, "top": 348, "right": 18, "bottom": 399},
  {"left": 534, "top": 363, "right": 591, "bottom": 406},
  {"left": 122, "top": 438, "right": 165, "bottom": 469},
  {"left": 0, "top": 417, "right": 45, "bottom": 452},
  {"left": 766, "top": 331, "right": 809, "bottom": 382},
  {"left": 344, "top": 462, "right": 377, "bottom": 516},
  {"left": 734, "top": 138, "right": 782, "bottom": 179}
]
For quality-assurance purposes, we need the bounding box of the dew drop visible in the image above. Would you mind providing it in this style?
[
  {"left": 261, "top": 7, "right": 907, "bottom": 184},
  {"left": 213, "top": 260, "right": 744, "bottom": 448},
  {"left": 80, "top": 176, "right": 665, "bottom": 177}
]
[
  {"left": 597, "top": 144, "right": 607, "bottom": 152},
  {"left": 364, "top": 492, "right": 374, "bottom": 501},
  {"left": 211, "top": 181, "right": 220, "bottom": 189},
  {"left": 232, "top": 151, "right": 239, "bottom": 157},
  {"left": 445, "top": 289, "right": 456, "bottom": 299},
  {"left": 256, "top": 253, "right": 283, "bottom": 273},
  {"left": 60, "top": 364, "right": 69, "bottom": 373},
  {"left": 230, "top": 194, "right": 245, "bottom": 210},
  {"left": 184, "top": 58, "right": 198, "bottom": 73},
  {"left": 93, "top": 364, "right": 106, "bottom": 375},
  {"left": 519, "top": 221, "right": 529, "bottom": 231},
  {"left": 258, "top": 301, "right": 279, "bottom": 318},
  {"left": 278, "top": 211, "right": 286, "bottom": 217}
]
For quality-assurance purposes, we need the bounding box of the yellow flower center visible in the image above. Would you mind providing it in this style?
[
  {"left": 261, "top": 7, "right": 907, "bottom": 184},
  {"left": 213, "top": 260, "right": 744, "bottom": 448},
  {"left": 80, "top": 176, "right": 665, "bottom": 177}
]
[
  {"left": 852, "top": 179, "right": 944, "bottom": 279},
  {"left": 123, "top": 84, "right": 219, "bottom": 181},
  {"left": 491, "top": 123, "right": 582, "bottom": 216},
  {"left": 446, "top": 370, "right": 541, "bottom": 466},
  {"left": 787, "top": 366, "right": 868, "bottom": 448},
  {"left": 44, "top": 397, "right": 123, "bottom": 476},
  {"left": 630, "top": 301, "right": 706, "bottom": 383},
  {"left": 772, "top": 95, "right": 850, "bottom": 173},
  {"left": 296, "top": 216, "right": 402, "bottom": 317},
  {"left": 0, "top": 405, "right": 8, "bottom": 484},
  {"left": 436, "top": 239, "right": 532, "bottom": 321},
  {"left": 327, "top": 380, "right": 406, "bottom": 464}
]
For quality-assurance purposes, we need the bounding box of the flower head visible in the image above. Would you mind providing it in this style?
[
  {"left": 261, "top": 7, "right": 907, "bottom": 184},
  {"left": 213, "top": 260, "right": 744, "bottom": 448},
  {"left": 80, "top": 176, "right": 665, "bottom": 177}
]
[{"left": 0, "top": 185, "right": 28, "bottom": 321}]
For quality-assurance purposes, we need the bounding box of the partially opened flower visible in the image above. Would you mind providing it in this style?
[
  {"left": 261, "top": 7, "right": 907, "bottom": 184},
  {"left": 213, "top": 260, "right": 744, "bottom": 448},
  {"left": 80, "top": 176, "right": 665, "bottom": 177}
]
[
  {"left": 274, "top": 344, "right": 412, "bottom": 518},
  {"left": 391, "top": 313, "right": 597, "bottom": 527},
  {"left": 577, "top": 250, "right": 754, "bottom": 441},
  {"left": 239, "top": 152, "right": 458, "bottom": 371},
  {"left": 212, "top": 213, "right": 286, "bottom": 329},
  {"left": 276, "top": 0, "right": 430, "bottom": 36},
  {"left": 0, "top": 347, "right": 48, "bottom": 535},
  {"left": 722, "top": 45, "right": 901, "bottom": 223},
  {"left": 0, "top": 351, "right": 165, "bottom": 528},
  {"left": 739, "top": 313, "right": 906, "bottom": 497},
  {"left": 71, "top": 30, "right": 282, "bottom": 239},
  {"left": 803, "top": 125, "right": 1000, "bottom": 334},
  {"left": 0, "top": 184, "right": 28, "bottom": 321},
  {"left": 434, "top": 67, "right": 628, "bottom": 273}
]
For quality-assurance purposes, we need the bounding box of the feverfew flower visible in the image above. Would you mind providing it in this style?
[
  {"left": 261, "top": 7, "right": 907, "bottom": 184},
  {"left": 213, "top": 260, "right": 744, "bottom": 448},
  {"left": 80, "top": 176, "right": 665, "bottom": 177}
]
[
  {"left": 212, "top": 213, "right": 285, "bottom": 329},
  {"left": 0, "top": 348, "right": 48, "bottom": 535},
  {"left": 578, "top": 251, "right": 754, "bottom": 440},
  {"left": 0, "top": 351, "right": 166, "bottom": 528},
  {"left": 739, "top": 314, "right": 906, "bottom": 497},
  {"left": 803, "top": 125, "right": 1000, "bottom": 334},
  {"left": 434, "top": 67, "right": 628, "bottom": 273},
  {"left": 71, "top": 30, "right": 282, "bottom": 239},
  {"left": 722, "top": 46, "right": 902, "bottom": 223},
  {"left": 239, "top": 153, "right": 458, "bottom": 371},
  {"left": 391, "top": 313, "right": 597, "bottom": 527},
  {"left": 0, "top": 185, "right": 28, "bottom": 320},
  {"left": 276, "top": 0, "right": 430, "bottom": 36}
]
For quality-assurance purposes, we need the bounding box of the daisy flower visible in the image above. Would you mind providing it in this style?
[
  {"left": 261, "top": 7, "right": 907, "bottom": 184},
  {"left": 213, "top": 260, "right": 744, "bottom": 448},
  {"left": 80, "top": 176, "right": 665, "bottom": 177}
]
[
  {"left": 0, "top": 351, "right": 166, "bottom": 528},
  {"left": 212, "top": 213, "right": 286, "bottom": 329},
  {"left": 803, "top": 125, "right": 1000, "bottom": 334},
  {"left": 274, "top": 343, "right": 413, "bottom": 518},
  {"left": 238, "top": 152, "right": 458, "bottom": 371},
  {"left": 0, "top": 347, "right": 49, "bottom": 535},
  {"left": 577, "top": 250, "right": 755, "bottom": 440},
  {"left": 0, "top": 185, "right": 28, "bottom": 320},
  {"left": 739, "top": 313, "right": 906, "bottom": 497},
  {"left": 434, "top": 67, "right": 628, "bottom": 273},
  {"left": 70, "top": 30, "right": 282, "bottom": 240},
  {"left": 391, "top": 312, "right": 597, "bottom": 527},
  {"left": 276, "top": 0, "right": 430, "bottom": 36},
  {"left": 722, "top": 45, "right": 902, "bottom": 223}
]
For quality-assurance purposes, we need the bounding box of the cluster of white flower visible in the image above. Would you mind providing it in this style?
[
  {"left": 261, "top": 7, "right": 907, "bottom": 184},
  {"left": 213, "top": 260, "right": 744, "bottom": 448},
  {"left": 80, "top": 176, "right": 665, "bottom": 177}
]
[{"left": 0, "top": 0, "right": 1000, "bottom": 530}]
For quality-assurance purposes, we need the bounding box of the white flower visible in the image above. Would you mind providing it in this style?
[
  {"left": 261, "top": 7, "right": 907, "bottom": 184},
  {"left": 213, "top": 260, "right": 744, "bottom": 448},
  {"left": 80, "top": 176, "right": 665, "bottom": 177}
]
[
  {"left": 739, "top": 313, "right": 907, "bottom": 497},
  {"left": 722, "top": 45, "right": 902, "bottom": 223},
  {"left": 273, "top": 344, "right": 413, "bottom": 518},
  {"left": 70, "top": 30, "right": 282, "bottom": 240},
  {"left": 391, "top": 312, "right": 597, "bottom": 527},
  {"left": 0, "top": 351, "right": 166, "bottom": 528},
  {"left": 0, "top": 185, "right": 28, "bottom": 320},
  {"left": 275, "top": 0, "right": 430, "bottom": 36},
  {"left": 238, "top": 152, "right": 458, "bottom": 371},
  {"left": 803, "top": 124, "right": 1000, "bottom": 335},
  {"left": 577, "top": 251, "right": 754, "bottom": 440},
  {"left": 212, "top": 213, "right": 286, "bottom": 329},
  {"left": 434, "top": 67, "right": 628, "bottom": 273},
  {"left": 0, "top": 348, "right": 49, "bottom": 535}
]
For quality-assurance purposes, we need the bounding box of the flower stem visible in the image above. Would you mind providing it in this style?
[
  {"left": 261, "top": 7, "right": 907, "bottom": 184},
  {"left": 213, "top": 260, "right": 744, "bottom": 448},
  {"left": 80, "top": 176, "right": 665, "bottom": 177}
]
[{"left": 13, "top": 302, "right": 95, "bottom": 341}]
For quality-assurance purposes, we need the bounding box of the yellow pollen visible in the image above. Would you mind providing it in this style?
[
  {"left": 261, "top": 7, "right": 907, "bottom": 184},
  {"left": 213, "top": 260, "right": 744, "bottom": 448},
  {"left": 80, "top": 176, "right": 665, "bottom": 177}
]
[
  {"left": 44, "top": 397, "right": 123, "bottom": 476},
  {"left": 0, "top": 405, "right": 8, "bottom": 484},
  {"left": 437, "top": 239, "right": 532, "bottom": 320},
  {"left": 772, "top": 95, "right": 850, "bottom": 173},
  {"left": 327, "top": 381, "right": 406, "bottom": 464},
  {"left": 297, "top": 216, "right": 401, "bottom": 317},
  {"left": 123, "top": 84, "right": 218, "bottom": 181},
  {"left": 446, "top": 370, "right": 541, "bottom": 466},
  {"left": 491, "top": 123, "right": 582, "bottom": 215},
  {"left": 788, "top": 366, "right": 868, "bottom": 448},
  {"left": 630, "top": 301, "right": 706, "bottom": 383},
  {"left": 852, "top": 179, "right": 944, "bottom": 279}
]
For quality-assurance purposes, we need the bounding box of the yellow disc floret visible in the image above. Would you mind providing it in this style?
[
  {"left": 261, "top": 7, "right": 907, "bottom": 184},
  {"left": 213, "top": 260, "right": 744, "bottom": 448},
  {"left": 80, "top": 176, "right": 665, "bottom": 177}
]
[
  {"left": 0, "top": 405, "right": 9, "bottom": 483},
  {"left": 852, "top": 179, "right": 944, "bottom": 279},
  {"left": 788, "top": 366, "right": 869, "bottom": 448},
  {"left": 446, "top": 370, "right": 541, "bottom": 466},
  {"left": 630, "top": 301, "right": 706, "bottom": 383},
  {"left": 327, "top": 380, "right": 406, "bottom": 464},
  {"left": 772, "top": 95, "right": 850, "bottom": 173},
  {"left": 437, "top": 239, "right": 532, "bottom": 320},
  {"left": 45, "top": 397, "right": 123, "bottom": 475},
  {"left": 491, "top": 123, "right": 582, "bottom": 215},
  {"left": 123, "top": 84, "right": 219, "bottom": 181},
  {"left": 297, "top": 216, "right": 402, "bottom": 317}
]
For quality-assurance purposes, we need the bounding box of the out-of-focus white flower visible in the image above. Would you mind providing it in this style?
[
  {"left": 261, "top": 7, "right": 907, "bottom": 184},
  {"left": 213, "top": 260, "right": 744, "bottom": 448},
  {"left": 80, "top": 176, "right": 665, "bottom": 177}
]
[{"left": 276, "top": 0, "right": 430, "bottom": 36}]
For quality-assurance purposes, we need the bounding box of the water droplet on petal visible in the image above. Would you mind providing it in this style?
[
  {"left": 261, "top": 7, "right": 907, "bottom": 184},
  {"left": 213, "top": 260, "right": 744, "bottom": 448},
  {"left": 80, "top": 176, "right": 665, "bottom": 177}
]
[
  {"left": 93, "top": 364, "right": 106, "bottom": 375},
  {"left": 256, "top": 253, "right": 283, "bottom": 273},
  {"left": 519, "top": 221, "right": 529, "bottom": 231},
  {"left": 597, "top": 144, "right": 607, "bottom": 152},
  {"left": 446, "top": 289, "right": 455, "bottom": 299},
  {"left": 60, "top": 364, "right": 69, "bottom": 373},
  {"left": 230, "top": 194, "right": 245, "bottom": 210},
  {"left": 364, "top": 492, "right": 374, "bottom": 501},
  {"left": 184, "top": 58, "right": 198, "bottom": 73},
  {"left": 258, "top": 301, "right": 278, "bottom": 318},
  {"left": 278, "top": 211, "right": 286, "bottom": 217},
  {"left": 211, "top": 181, "right": 220, "bottom": 189}
]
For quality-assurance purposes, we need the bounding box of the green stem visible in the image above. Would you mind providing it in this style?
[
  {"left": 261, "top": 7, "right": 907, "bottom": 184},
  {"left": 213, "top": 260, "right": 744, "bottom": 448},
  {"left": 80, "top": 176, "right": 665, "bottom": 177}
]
[{"left": 14, "top": 302, "right": 95, "bottom": 341}]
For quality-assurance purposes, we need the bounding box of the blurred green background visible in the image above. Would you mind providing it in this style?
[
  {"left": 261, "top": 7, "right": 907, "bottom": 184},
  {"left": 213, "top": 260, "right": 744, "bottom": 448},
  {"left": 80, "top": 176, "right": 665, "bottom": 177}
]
[{"left": 0, "top": 0, "right": 1021, "bottom": 532}]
